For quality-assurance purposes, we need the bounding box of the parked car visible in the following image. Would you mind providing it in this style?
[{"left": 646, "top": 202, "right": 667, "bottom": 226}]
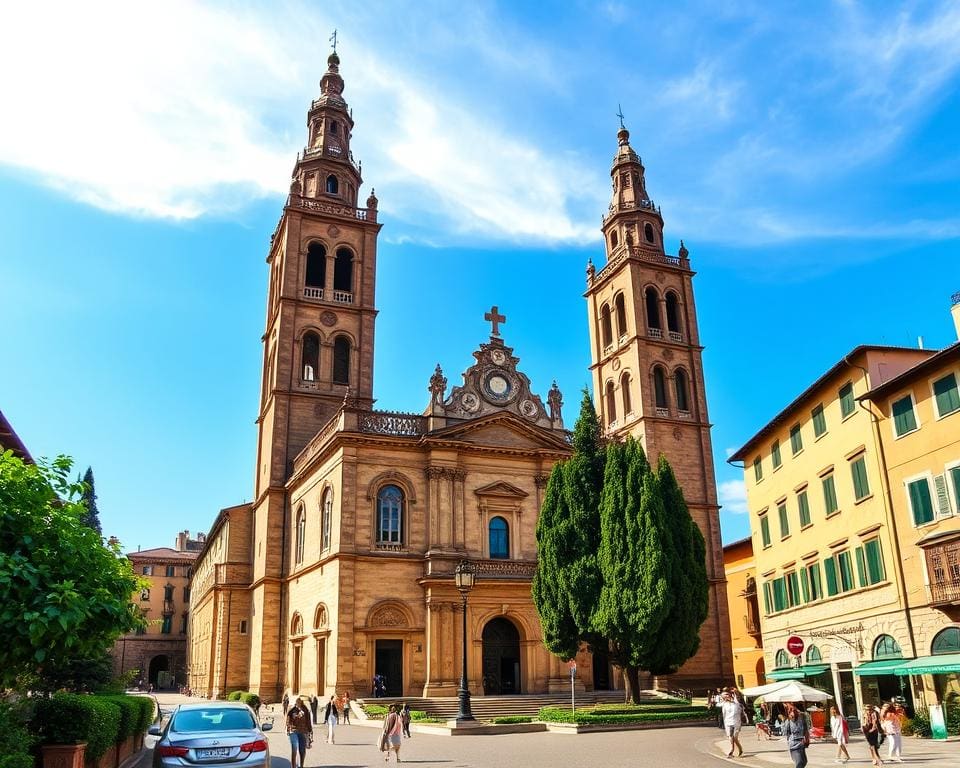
[{"left": 150, "top": 701, "right": 273, "bottom": 767}]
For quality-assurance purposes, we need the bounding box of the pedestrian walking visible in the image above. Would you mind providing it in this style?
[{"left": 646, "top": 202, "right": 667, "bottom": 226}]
[
  {"left": 882, "top": 703, "right": 903, "bottom": 762},
  {"left": 282, "top": 691, "right": 290, "bottom": 717},
  {"left": 323, "top": 694, "right": 339, "bottom": 744},
  {"left": 719, "top": 689, "right": 747, "bottom": 758},
  {"left": 341, "top": 691, "right": 352, "bottom": 724},
  {"left": 401, "top": 702, "right": 412, "bottom": 738},
  {"left": 286, "top": 696, "right": 313, "bottom": 768},
  {"left": 310, "top": 694, "right": 319, "bottom": 725},
  {"left": 862, "top": 706, "right": 884, "bottom": 767},
  {"left": 830, "top": 705, "right": 850, "bottom": 763},
  {"left": 782, "top": 703, "right": 810, "bottom": 768},
  {"left": 379, "top": 704, "right": 403, "bottom": 763}
]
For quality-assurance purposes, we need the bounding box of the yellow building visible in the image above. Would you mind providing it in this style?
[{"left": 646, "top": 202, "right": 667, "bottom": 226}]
[{"left": 723, "top": 536, "right": 765, "bottom": 689}]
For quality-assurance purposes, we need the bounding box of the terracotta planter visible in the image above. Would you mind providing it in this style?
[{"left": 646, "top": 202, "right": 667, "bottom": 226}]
[{"left": 41, "top": 743, "right": 86, "bottom": 768}]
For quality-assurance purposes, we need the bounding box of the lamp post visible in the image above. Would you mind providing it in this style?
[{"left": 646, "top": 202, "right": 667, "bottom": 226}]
[{"left": 454, "top": 560, "right": 476, "bottom": 722}]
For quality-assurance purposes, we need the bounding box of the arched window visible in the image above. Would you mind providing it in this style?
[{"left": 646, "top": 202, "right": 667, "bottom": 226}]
[
  {"left": 333, "top": 248, "right": 353, "bottom": 293},
  {"left": 774, "top": 649, "right": 790, "bottom": 669},
  {"left": 665, "top": 292, "right": 681, "bottom": 335},
  {"left": 614, "top": 293, "right": 627, "bottom": 338},
  {"left": 653, "top": 366, "right": 669, "bottom": 410},
  {"left": 294, "top": 506, "right": 306, "bottom": 564},
  {"left": 377, "top": 485, "right": 404, "bottom": 544},
  {"left": 806, "top": 645, "right": 822, "bottom": 663},
  {"left": 305, "top": 242, "right": 326, "bottom": 289},
  {"left": 675, "top": 369, "right": 690, "bottom": 412},
  {"left": 932, "top": 627, "right": 960, "bottom": 654},
  {"left": 610, "top": 230, "right": 619, "bottom": 250},
  {"left": 644, "top": 222, "right": 655, "bottom": 243},
  {"left": 600, "top": 304, "right": 613, "bottom": 348},
  {"left": 873, "top": 634, "right": 903, "bottom": 659},
  {"left": 330, "top": 120, "right": 339, "bottom": 135},
  {"left": 291, "top": 613, "right": 304, "bottom": 636},
  {"left": 621, "top": 372, "right": 632, "bottom": 415},
  {"left": 321, "top": 489, "right": 332, "bottom": 553},
  {"left": 645, "top": 287, "right": 661, "bottom": 330},
  {"left": 489, "top": 516, "right": 509, "bottom": 559},
  {"left": 332, "top": 336, "right": 350, "bottom": 385},
  {"left": 605, "top": 380, "right": 617, "bottom": 426},
  {"left": 326, "top": 174, "right": 339, "bottom": 195},
  {"left": 302, "top": 332, "right": 320, "bottom": 382}
]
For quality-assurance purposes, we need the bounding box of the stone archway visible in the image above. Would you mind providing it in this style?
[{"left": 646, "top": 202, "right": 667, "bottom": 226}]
[
  {"left": 482, "top": 617, "right": 521, "bottom": 695},
  {"left": 148, "top": 655, "right": 169, "bottom": 688}
]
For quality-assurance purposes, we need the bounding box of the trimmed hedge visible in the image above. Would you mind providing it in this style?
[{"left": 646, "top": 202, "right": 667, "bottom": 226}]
[
  {"left": 537, "top": 705, "right": 711, "bottom": 726},
  {"left": 32, "top": 693, "right": 154, "bottom": 760},
  {"left": 240, "top": 693, "right": 261, "bottom": 712},
  {"left": 489, "top": 716, "right": 533, "bottom": 724},
  {"left": 0, "top": 699, "right": 34, "bottom": 768},
  {"left": 227, "top": 691, "right": 244, "bottom": 701},
  {"left": 363, "top": 704, "right": 389, "bottom": 717},
  {"left": 97, "top": 696, "right": 139, "bottom": 742}
]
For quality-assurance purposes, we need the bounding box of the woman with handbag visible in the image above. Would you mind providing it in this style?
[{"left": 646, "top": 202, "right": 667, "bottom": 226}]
[
  {"left": 380, "top": 704, "right": 404, "bottom": 762},
  {"left": 286, "top": 696, "right": 313, "bottom": 768},
  {"left": 323, "top": 694, "right": 339, "bottom": 744},
  {"left": 781, "top": 703, "right": 810, "bottom": 768},
  {"left": 862, "top": 706, "right": 884, "bottom": 767}
]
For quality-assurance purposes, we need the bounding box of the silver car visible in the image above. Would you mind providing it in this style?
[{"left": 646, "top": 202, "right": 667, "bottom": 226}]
[{"left": 150, "top": 702, "right": 273, "bottom": 767}]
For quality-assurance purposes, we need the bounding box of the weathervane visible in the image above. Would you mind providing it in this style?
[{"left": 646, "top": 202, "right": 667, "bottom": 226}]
[
  {"left": 617, "top": 103, "right": 625, "bottom": 129},
  {"left": 330, "top": 29, "right": 338, "bottom": 53}
]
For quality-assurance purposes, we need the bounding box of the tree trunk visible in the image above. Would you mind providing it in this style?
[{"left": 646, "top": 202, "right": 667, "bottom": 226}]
[{"left": 622, "top": 666, "right": 641, "bottom": 704}]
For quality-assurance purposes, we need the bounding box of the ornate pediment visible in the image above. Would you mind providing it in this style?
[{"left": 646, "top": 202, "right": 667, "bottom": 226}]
[
  {"left": 425, "top": 413, "right": 571, "bottom": 452},
  {"left": 474, "top": 481, "right": 529, "bottom": 499}
]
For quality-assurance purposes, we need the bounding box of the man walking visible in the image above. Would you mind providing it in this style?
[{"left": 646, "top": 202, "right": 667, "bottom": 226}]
[{"left": 720, "top": 689, "right": 747, "bottom": 758}]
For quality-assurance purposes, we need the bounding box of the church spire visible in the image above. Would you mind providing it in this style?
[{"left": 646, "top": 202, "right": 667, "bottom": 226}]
[{"left": 602, "top": 122, "right": 664, "bottom": 257}]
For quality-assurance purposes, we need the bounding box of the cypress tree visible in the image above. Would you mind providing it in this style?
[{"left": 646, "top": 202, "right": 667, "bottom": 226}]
[{"left": 80, "top": 466, "right": 102, "bottom": 535}]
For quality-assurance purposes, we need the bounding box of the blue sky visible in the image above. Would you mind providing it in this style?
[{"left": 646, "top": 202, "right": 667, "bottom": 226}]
[{"left": 2, "top": 1, "right": 959, "bottom": 552}]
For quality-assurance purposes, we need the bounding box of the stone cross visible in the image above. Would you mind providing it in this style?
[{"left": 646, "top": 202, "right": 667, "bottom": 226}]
[
  {"left": 617, "top": 104, "right": 625, "bottom": 129},
  {"left": 484, "top": 305, "right": 506, "bottom": 337},
  {"left": 329, "top": 29, "right": 338, "bottom": 53}
]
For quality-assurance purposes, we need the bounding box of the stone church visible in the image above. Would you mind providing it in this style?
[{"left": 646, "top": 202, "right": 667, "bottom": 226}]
[{"left": 186, "top": 51, "right": 732, "bottom": 701}]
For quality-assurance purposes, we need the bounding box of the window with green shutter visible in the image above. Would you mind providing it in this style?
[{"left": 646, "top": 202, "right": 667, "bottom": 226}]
[
  {"left": 864, "top": 538, "right": 884, "bottom": 584},
  {"left": 907, "top": 478, "right": 934, "bottom": 526},
  {"left": 773, "top": 577, "right": 787, "bottom": 612},
  {"left": 778, "top": 502, "right": 790, "bottom": 538},
  {"left": 787, "top": 571, "right": 800, "bottom": 607},
  {"left": 839, "top": 382, "right": 855, "bottom": 418},
  {"left": 790, "top": 424, "right": 803, "bottom": 454},
  {"left": 812, "top": 404, "right": 827, "bottom": 437},
  {"left": 798, "top": 490, "right": 811, "bottom": 527},
  {"left": 800, "top": 568, "right": 810, "bottom": 602},
  {"left": 851, "top": 456, "right": 870, "bottom": 500},
  {"left": 763, "top": 581, "right": 772, "bottom": 614},
  {"left": 754, "top": 456, "right": 763, "bottom": 482},
  {"left": 824, "top": 557, "right": 838, "bottom": 596},
  {"left": 822, "top": 474, "right": 838, "bottom": 515},
  {"left": 950, "top": 467, "right": 960, "bottom": 515},
  {"left": 838, "top": 550, "right": 854, "bottom": 592},
  {"left": 855, "top": 546, "right": 867, "bottom": 588},
  {"left": 933, "top": 373, "right": 960, "bottom": 417},
  {"left": 806, "top": 562, "right": 822, "bottom": 601},
  {"left": 772, "top": 440, "right": 782, "bottom": 469},
  {"left": 760, "top": 515, "right": 771, "bottom": 547},
  {"left": 891, "top": 394, "right": 918, "bottom": 436}
]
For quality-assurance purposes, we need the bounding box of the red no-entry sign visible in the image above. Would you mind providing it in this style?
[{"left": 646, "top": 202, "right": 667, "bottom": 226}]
[{"left": 787, "top": 635, "right": 805, "bottom": 656}]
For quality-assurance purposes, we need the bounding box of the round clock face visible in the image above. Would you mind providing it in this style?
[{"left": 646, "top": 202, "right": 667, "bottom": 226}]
[{"left": 483, "top": 371, "right": 514, "bottom": 402}]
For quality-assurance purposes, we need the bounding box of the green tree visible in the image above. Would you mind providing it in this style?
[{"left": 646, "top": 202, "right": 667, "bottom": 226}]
[
  {"left": 80, "top": 465, "right": 102, "bottom": 534},
  {"left": 0, "top": 451, "right": 144, "bottom": 689}
]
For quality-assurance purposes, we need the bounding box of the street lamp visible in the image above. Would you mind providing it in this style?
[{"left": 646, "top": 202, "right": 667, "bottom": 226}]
[{"left": 454, "top": 560, "right": 476, "bottom": 722}]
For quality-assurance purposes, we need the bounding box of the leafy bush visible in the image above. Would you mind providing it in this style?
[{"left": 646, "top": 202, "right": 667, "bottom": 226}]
[
  {"left": 489, "top": 716, "right": 533, "bottom": 724},
  {"left": 227, "top": 691, "right": 244, "bottom": 701},
  {"left": 240, "top": 693, "right": 261, "bottom": 712},
  {"left": 364, "top": 704, "right": 389, "bottom": 717},
  {"left": 132, "top": 696, "right": 156, "bottom": 733},
  {"left": 409, "top": 710, "right": 430, "bottom": 721},
  {"left": 0, "top": 699, "right": 34, "bottom": 768},
  {"left": 32, "top": 693, "right": 121, "bottom": 760},
  {"left": 98, "top": 695, "right": 140, "bottom": 741},
  {"left": 537, "top": 704, "right": 710, "bottom": 725}
]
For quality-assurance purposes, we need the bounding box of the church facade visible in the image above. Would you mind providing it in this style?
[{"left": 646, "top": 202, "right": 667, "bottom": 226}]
[{"left": 186, "top": 51, "right": 731, "bottom": 701}]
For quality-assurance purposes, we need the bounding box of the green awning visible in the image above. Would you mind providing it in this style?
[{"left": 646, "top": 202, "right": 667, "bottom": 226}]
[
  {"left": 767, "top": 664, "right": 829, "bottom": 681},
  {"left": 854, "top": 658, "right": 908, "bottom": 676},
  {"left": 893, "top": 653, "right": 960, "bottom": 676}
]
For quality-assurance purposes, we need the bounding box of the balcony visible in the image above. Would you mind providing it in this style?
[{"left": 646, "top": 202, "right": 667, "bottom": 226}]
[
  {"left": 303, "top": 286, "right": 324, "bottom": 300},
  {"left": 332, "top": 290, "right": 353, "bottom": 304},
  {"left": 162, "top": 600, "right": 175, "bottom": 617},
  {"left": 744, "top": 615, "right": 762, "bottom": 637},
  {"left": 668, "top": 330, "right": 683, "bottom": 343},
  {"left": 647, "top": 327, "right": 663, "bottom": 340},
  {"left": 930, "top": 579, "right": 960, "bottom": 606}
]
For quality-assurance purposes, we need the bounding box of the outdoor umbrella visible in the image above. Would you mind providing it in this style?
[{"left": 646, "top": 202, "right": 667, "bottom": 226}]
[
  {"left": 759, "top": 681, "right": 832, "bottom": 703},
  {"left": 740, "top": 681, "right": 793, "bottom": 698}
]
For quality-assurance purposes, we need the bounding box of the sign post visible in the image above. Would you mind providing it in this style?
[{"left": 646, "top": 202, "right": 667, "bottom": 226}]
[
  {"left": 787, "top": 636, "right": 805, "bottom": 657},
  {"left": 569, "top": 660, "right": 577, "bottom": 714}
]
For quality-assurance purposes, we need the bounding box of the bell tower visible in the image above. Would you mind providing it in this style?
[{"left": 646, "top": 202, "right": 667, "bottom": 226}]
[
  {"left": 248, "top": 48, "right": 382, "bottom": 698},
  {"left": 585, "top": 124, "right": 733, "bottom": 689}
]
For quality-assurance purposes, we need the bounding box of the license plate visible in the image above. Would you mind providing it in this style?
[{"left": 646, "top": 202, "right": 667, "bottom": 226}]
[{"left": 196, "top": 747, "right": 231, "bottom": 759}]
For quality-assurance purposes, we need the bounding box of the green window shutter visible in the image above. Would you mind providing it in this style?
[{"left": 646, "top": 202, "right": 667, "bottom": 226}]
[
  {"left": 800, "top": 568, "right": 810, "bottom": 603},
  {"left": 790, "top": 424, "right": 803, "bottom": 454},
  {"left": 761, "top": 516, "right": 771, "bottom": 547},
  {"left": 773, "top": 578, "right": 786, "bottom": 612},
  {"left": 908, "top": 479, "right": 934, "bottom": 525},
  {"left": 822, "top": 474, "right": 838, "bottom": 514},
  {"left": 865, "top": 539, "right": 884, "bottom": 584},
  {"left": 892, "top": 395, "right": 918, "bottom": 436},
  {"left": 788, "top": 571, "right": 800, "bottom": 607},
  {"left": 839, "top": 382, "right": 855, "bottom": 418},
  {"left": 851, "top": 457, "right": 870, "bottom": 500},
  {"left": 951, "top": 468, "right": 960, "bottom": 516},
  {"left": 812, "top": 404, "right": 827, "bottom": 437},
  {"left": 824, "top": 557, "right": 838, "bottom": 596},
  {"left": 754, "top": 457, "right": 763, "bottom": 482},
  {"left": 838, "top": 551, "right": 854, "bottom": 592},
  {"left": 933, "top": 373, "right": 960, "bottom": 416},
  {"left": 778, "top": 503, "right": 790, "bottom": 538},
  {"left": 809, "top": 563, "right": 822, "bottom": 601},
  {"left": 763, "top": 582, "right": 771, "bottom": 614},
  {"left": 772, "top": 441, "right": 782, "bottom": 469},
  {"left": 855, "top": 546, "right": 867, "bottom": 588},
  {"left": 798, "top": 491, "right": 811, "bottom": 527}
]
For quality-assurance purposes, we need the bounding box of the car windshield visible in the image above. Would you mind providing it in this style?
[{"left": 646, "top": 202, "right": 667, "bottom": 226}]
[{"left": 172, "top": 709, "right": 256, "bottom": 732}]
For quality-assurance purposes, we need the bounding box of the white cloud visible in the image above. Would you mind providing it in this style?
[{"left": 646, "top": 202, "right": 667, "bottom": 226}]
[
  {"left": 718, "top": 479, "right": 748, "bottom": 514},
  {"left": 659, "top": 61, "right": 742, "bottom": 124}
]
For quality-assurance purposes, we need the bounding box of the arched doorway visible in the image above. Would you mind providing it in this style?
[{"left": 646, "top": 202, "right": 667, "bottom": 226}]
[
  {"left": 482, "top": 617, "right": 521, "bottom": 695},
  {"left": 756, "top": 656, "right": 766, "bottom": 685},
  {"left": 593, "top": 643, "right": 611, "bottom": 690},
  {"left": 148, "top": 655, "right": 169, "bottom": 689}
]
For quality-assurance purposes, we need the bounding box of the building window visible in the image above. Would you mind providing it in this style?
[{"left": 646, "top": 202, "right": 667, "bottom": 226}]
[
  {"left": 645, "top": 288, "right": 661, "bottom": 330},
  {"left": 906, "top": 477, "right": 935, "bottom": 526},
  {"left": 775, "top": 649, "right": 790, "bottom": 668},
  {"left": 760, "top": 515, "right": 771, "bottom": 548},
  {"left": 798, "top": 489, "right": 811, "bottom": 528},
  {"left": 644, "top": 222, "right": 655, "bottom": 243},
  {"left": 600, "top": 304, "right": 613, "bottom": 348},
  {"left": 183, "top": 587, "right": 190, "bottom": 602},
  {"left": 180, "top": 614, "right": 188, "bottom": 634},
  {"left": 675, "top": 369, "right": 690, "bottom": 412},
  {"left": 489, "top": 516, "right": 509, "bottom": 559},
  {"left": 785, "top": 570, "right": 801, "bottom": 607},
  {"left": 839, "top": 381, "right": 856, "bottom": 418},
  {"left": 802, "top": 561, "right": 822, "bottom": 602},
  {"left": 665, "top": 292, "right": 681, "bottom": 335},
  {"left": 892, "top": 394, "right": 919, "bottom": 437},
  {"left": 610, "top": 230, "right": 619, "bottom": 250},
  {"left": 140, "top": 589, "right": 150, "bottom": 601},
  {"left": 873, "top": 634, "right": 902, "bottom": 659},
  {"left": 771, "top": 441, "right": 782, "bottom": 470},
  {"left": 822, "top": 474, "right": 839, "bottom": 515},
  {"left": 302, "top": 332, "right": 320, "bottom": 381},
  {"left": 806, "top": 645, "right": 822, "bottom": 662},
  {"left": 932, "top": 627, "right": 960, "bottom": 654},
  {"left": 851, "top": 455, "right": 870, "bottom": 500},
  {"left": 605, "top": 380, "right": 617, "bottom": 426},
  {"left": 333, "top": 247, "right": 353, "bottom": 293},
  {"left": 653, "top": 367, "right": 668, "bottom": 410},
  {"left": 166, "top": 565, "right": 176, "bottom": 577},
  {"left": 326, "top": 174, "right": 339, "bottom": 194},
  {"left": 825, "top": 550, "right": 855, "bottom": 595},
  {"left": 377, "top": 485, "right": 404, "bottom": 544},
  {"left": 855, "top": 537, "right": 885, "bottom": 586},
  {"left": 332, "top": 336, "right": 350, "bottom": 385},
  {"left": 772, "top": 577, "right": 787, "bottom": 612},
  {"left": 778, "top": 501, "right": 790, "bottom": 539},
  {"left": 142, "top": 566, "right": 153, "bottom": 576},
  {"left": 620, "top": 373, "right": 632, "bottom": 416},
  {"left": 164, "top": 585, "right": 174, "bottom": 601},
  {"left": 812, "top": 404, "right": 827, "bottom": 438},
  {"left": 321, "top": 489, "right": 333, "bottom": 553},
  {"left": 295, "top": 506, "right": 306, "bottom": 564},
  {"left": 762, "top": 581, "right": 773, "bottom": 614},
  {"left": 239, "top": 619, "right": 248, "bottom": 635},
  {"left": 161, "top": 616, "right": 172, "bottom": 635},
  {"left": 754, "top": 457, "right": 763, "bottom": 482},
  {"left": 306, "top": 242, "right": 326, "bottom": 289},
  {"left": 614, "top": 293, "right": 627, "bottom": 338},
  {"left": 790, "top": 424, "right": 803, "bottom": 455},
  {"left": 933, "top": 373, "right": 960, "bottom": 418}
]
